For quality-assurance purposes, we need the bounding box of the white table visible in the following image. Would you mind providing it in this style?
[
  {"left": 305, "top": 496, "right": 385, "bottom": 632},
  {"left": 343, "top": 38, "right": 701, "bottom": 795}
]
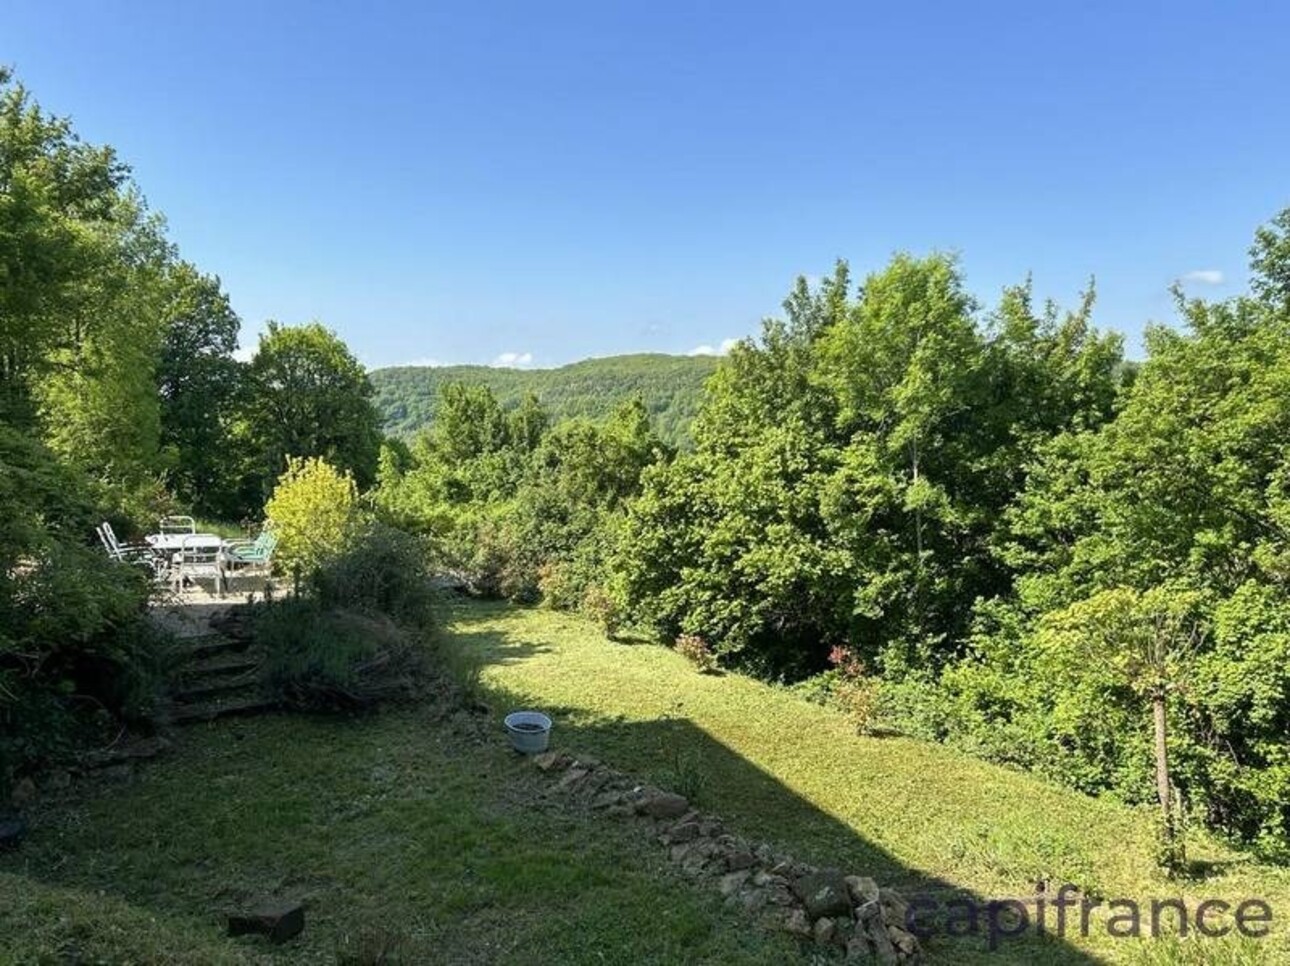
[{"left": 144, "top": 532, "right": 224, "bottom": 554}]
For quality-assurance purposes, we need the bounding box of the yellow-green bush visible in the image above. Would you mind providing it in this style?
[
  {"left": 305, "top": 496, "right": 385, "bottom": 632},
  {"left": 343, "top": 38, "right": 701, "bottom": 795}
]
[{"left": 264, "top": 456, "right": 362, "bottom": 577}]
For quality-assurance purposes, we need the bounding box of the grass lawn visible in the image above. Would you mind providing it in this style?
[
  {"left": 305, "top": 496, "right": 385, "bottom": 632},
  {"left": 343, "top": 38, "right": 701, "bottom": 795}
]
[
  {"left": 3, "top": 598, "right": 1286, "bottom": 964},
  {"left": 0, "top": 695, "right": 796, "bottom": 962},
  {"left": 442, "top": 599, "right": 1290, "bottom": 965}
]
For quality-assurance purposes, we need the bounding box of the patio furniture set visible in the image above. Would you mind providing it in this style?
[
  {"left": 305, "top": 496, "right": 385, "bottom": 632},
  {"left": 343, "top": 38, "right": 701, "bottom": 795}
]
[{"left": 96, "top": 515, "right": 277, "bottom": 597}]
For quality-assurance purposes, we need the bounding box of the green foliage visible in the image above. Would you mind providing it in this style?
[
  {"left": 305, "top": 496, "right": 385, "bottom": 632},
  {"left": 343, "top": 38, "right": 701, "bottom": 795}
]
[
  {"left": 156, "top": 263, "right": 247, "bottom": 518},
  {"left": 0, "top": 427, "right": 162, "bottom": 788},
  {"left": 370, "top": 353, "right": 718, "bottom": 448},
  {"left": 264, "top": 455, "right": 362, "bottom": 577},
  {"left": 254, "top": 521, "right": 434, "bottom": 712},
  {"left": 312, "top": 522, "right": 435, "bottom": 628},
  {"left": 910, "top": 214, "right": 1290, "bottom": 856},
  {"left": 242, "top": 321, "right": 382, "bottom": 498},
  {"left": 254, "top": 598, "right": 422, "bottom": 712},
  {"left": 616, "top": 257, "right": 1124, "bottom": 678},
  {"left": 374, "top": 386, "right": 666, "bottom": 611}
]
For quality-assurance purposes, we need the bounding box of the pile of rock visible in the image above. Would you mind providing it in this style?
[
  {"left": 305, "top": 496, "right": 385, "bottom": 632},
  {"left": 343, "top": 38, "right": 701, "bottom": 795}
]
[{"left": 530, "top": 749, "right": 922, "bottom": 963}]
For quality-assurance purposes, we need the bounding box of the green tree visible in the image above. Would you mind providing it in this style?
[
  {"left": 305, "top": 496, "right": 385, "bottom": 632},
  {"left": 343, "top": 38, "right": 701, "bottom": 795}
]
[
  {"left": 0, "top": 68, "right": 124, "bottom": 423},
  {"left": 157, "top": 263, "right": 246, "bottom": 517},
  {"left": 243, "top": 321, "right": 380, "bottom": 496}
]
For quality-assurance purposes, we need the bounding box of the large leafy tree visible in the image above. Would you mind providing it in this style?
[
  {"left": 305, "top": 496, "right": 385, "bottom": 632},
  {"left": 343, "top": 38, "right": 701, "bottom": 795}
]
[
  {"left": 242, "top": 321, "right": 381, "bottom": 496},
  {"left": 617, "top": 254, "right": 1123, "bottom": 677},
  {"left": 0, "top": 68, "right": 124, "bottom": 423},
  {"left": 157, "top": 263, "right": 245, "bottom": 516}
]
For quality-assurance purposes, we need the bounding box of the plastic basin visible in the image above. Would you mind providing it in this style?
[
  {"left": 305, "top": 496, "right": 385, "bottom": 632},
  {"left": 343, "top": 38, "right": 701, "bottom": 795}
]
[{"left": 504, "top": 710, "right": 552, "bottom": 754}]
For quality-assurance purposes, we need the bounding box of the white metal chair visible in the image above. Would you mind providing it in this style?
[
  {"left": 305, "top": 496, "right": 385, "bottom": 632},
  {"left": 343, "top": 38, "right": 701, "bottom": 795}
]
[
  {"left": 97, "top": 522, "right": 164, "bottom": 576},
  {"left": 171, "top": 534, "right": 224, "bottom": 597},
  {"left": 158, "top": 515, "right": 197, "bottom": 536}
]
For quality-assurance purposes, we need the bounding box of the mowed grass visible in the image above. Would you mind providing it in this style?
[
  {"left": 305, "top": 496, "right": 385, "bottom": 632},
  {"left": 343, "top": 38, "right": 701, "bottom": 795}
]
[
  {"left": 0, "top": 701, "right": 797, "bottom": 963},
  {"left": 443, "top": 599, "right": 1290, "bottom": 966}
]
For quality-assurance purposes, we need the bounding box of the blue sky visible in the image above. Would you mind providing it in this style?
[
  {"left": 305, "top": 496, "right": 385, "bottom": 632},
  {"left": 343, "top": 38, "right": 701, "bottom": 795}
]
[{"left": 7, "top": 1, "right": 1288, "bottom": 368}]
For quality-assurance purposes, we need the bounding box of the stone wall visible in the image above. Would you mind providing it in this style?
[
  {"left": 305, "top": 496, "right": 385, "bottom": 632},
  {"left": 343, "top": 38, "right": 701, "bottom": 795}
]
[{"left": 531, "top": 749, "right": 923, "bottom": 963}]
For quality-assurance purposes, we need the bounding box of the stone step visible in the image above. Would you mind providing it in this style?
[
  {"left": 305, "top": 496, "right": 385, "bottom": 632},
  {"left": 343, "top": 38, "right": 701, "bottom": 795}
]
[
  {"left": 80, "top": 735, "right": 172, "bottom": 769},
  {"left": 172, "top": 675, "right": 262, "bottom": 705},
  {"left": 175, "top": 635, "right": 249, "bottom": 662},
  {"left": 179, "top": 652, "right": 263, "bottom": 680},
  {"left": 170, "top": 695, "right": 279, "bottom": 726}
]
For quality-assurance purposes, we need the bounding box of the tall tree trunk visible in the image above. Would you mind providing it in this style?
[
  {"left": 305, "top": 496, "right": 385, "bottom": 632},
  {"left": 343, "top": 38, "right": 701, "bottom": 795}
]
[
  {"left": 1153, "top": 691, "right": 1170, "bottom": 818},
  {"left": 1153, "top": 688, "right": 1182, "bottom": 869},
  {"left": 909, "top": 440, "right": 923, "bottom": 561}
]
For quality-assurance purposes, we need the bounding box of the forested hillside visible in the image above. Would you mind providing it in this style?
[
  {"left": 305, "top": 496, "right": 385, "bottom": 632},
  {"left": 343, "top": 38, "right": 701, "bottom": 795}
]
[{"left": 370, "top": 353, "right": 719, "bottom": 446}]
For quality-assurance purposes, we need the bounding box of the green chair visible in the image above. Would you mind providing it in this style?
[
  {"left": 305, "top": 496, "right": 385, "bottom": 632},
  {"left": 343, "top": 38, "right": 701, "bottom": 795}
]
[{"left": 222, "top": 529, "right": 278, "bottom": 569}]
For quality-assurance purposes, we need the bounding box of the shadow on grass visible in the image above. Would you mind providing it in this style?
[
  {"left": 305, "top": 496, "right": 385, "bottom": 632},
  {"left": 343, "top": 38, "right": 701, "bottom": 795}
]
[{"left": 444, "top": 604, "right": 1108, "bottom": 965}]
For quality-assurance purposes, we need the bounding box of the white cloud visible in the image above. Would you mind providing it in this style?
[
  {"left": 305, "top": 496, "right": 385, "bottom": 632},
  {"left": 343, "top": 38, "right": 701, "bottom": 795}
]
[
  {"left": 1181, "top": 269, "right": 1224, "bottom": 286},
  {"left": 491, "top": 351, "right": 534, "bottom": 368},
  {"left": 232, "top": 344, "right": 256, "bottom": 363},
  {"left": 687, "top": 338, "right": 740, "bottom": 357}
]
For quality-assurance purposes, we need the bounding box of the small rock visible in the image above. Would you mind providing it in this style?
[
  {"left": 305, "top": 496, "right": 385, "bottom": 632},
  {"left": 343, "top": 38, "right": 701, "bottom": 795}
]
[
  {"left": 665, "top": 822, "right": 701, "bottom": 844},
  {"left": 888, "top": 924, "right": 919, "bottom": 955},
  {"left": 855, "top": 899, "right": 881, "bottom": 923},
  {"left": 227, "top": 900, "right": 304, "bottom": 944},
  {"left": 719, "top": 870, "right": 751, "bottom": 896},
  {"left": 846, "top": 875, "right": 881, "bottom": 905},
  {"left": 845, "top": 936, "right": 874, "bottom": 961},
  {"left": 681, "top": 852, "right": 710, "bottom": 877},
  {"left": 670, "top": 842, "right": 696, "bottom": 862},
  {"left": 532, "top": 751, "right": 568, "bottom": 772},
  {"left": 783, "top": 908, "right": 813, "bottom": 937},
  {"left": 577, "top": 771, "right": 613, "bottom": 796},
  {"left": 765, "top": 884, "right": 797, "bottom": 907},
  {"left": 10, "top": 778, "right": 36, "bottom": 809},
  {"left": 638, "top": 791, "right": 689, "bottom": 820},
  {"left": 792, "top": 870, "right": 852, "bottom": 920},
  {"left": 591, "top": 790, "right": 624, "bottom": 809},
  {"left": 573, "top": 755, "right": 601, "bottom": 770},
  {"left": 879, "top": 887, "right": 909, "bottom": 922},
  {"left": 863, "top": 915, "right": 899, "bottom": 965},
  {"left": 697, "top": 819, "right": 724, "bottom": 837},
  {"left": 605, "top": 803, "right": 635, "bottom": 820},
  {"left": 740, "top": 889, "right": 769, "bottom": 914},
  {"left": 753, "top": 871, "right": 789, "bottom": 889},
  {"left": 556, "top": 767, "right": 588, "bottom": 790},
  {"left": 724, "top": 849, "right": 756, "bottom": 871},
  {"left": 813, "top": 916, "right": 838, "bottom": 946}
]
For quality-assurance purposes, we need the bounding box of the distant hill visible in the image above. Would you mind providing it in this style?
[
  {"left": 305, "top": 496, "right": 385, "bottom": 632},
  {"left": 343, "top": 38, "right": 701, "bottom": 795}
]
[{"left": 370, "top": 353, "right": 721, "bottom": 447}]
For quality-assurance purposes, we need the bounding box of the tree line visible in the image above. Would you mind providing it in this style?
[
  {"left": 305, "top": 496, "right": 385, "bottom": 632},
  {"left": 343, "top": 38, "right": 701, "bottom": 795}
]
[{"left": 371, "top": 353, "right": 718, "bottom": 448}]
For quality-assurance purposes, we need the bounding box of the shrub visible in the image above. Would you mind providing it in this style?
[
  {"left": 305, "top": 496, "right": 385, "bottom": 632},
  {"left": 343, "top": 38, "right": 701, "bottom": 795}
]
[
  {"left": 264, "top": 456, "right": 362, "bottom": 577},
  {"left": 674, "top": 633, "right": 717, "bottom": 673},
  {"left": 581, "top": 583, "right": 623, "bottom": 637},
  {"left": 254, "top": 597, "right": 422, "bottom": 712},
  {"left": 827, "top": 646, "right": 880, "bottom": 733},
  {"left": 313, "top": 523, "right": 434, "bottom": 628},
  {"left": 0, "top": 542, "right": 164, "bottom": 789}
]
